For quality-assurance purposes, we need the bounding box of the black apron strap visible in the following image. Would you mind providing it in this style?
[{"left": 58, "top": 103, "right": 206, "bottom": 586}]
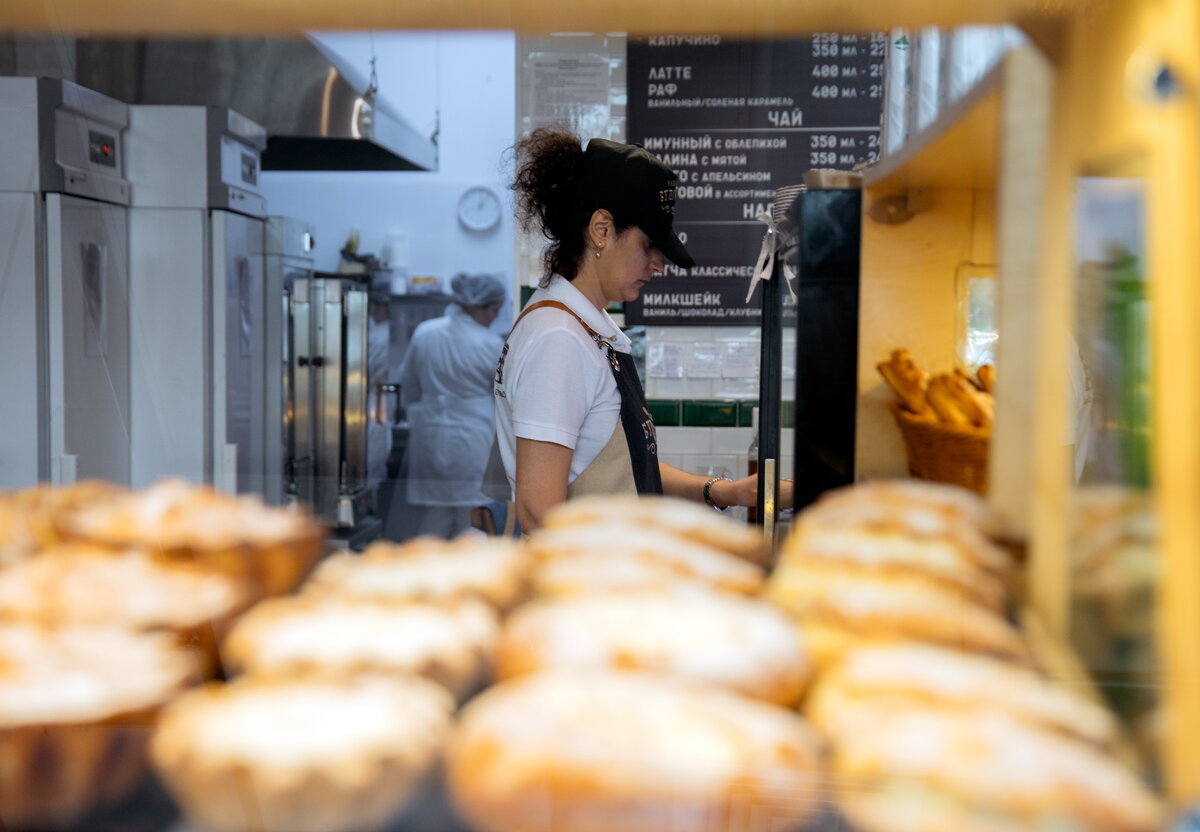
[
  {"left": 609, "top": 350, "right": 663, "bottom": 495},
  {"left": 505, "top": 299, "right": 662, "bottom": 495}
]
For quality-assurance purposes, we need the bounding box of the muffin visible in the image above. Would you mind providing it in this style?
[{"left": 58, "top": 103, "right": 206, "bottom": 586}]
[
  {"left": 0, "top": 544, "right": 251, "bottom": 675},
  {"left": 151, "top": 672, "right": 455, "bottom": 832},
  {"left": 0, "top": 623, "right": 200, "bottom": 827},
  {"left": 57, "top": 479, "right": 326, "bottom": 599},
  {"left": 0, "top": 480, "right": 125, "bottom": 561}
]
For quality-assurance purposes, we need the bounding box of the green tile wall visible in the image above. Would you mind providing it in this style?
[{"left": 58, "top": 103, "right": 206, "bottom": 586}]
[
  {"left": 681, "top": 400, "right": 738, "bottom": 427},
  {"left": 647, "top": 399, "right": 794, "bottom": 428},
  {"left": 646, "top": 399, "right": 681, "bottom": 427}
]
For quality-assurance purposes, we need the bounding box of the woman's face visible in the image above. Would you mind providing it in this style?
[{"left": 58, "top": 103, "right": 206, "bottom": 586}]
[{"left": 601, "top": 225, "right": 666, "bottom": 303}]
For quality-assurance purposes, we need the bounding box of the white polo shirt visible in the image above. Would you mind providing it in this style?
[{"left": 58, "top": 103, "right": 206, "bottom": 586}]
[{"left": 493, "top": 276, "right": 631, "bottom": 495}]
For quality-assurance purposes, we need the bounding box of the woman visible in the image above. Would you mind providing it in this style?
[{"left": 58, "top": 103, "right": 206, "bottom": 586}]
[
  {"left": 397, "top": 272, "right": 506, "bottom": 538},
  {"left": 495, "top": 129, "right": 779, "bottom": 531}
]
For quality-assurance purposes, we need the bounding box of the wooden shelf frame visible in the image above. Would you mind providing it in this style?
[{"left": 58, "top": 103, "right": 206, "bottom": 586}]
[{"left": 856, "top": 48, "right": 1055, "bottom": 566}]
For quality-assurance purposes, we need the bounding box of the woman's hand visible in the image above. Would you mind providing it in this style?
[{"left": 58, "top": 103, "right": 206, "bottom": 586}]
[
  {"left": 709, "top": 474, "right": 757, "bottom": 510},
  {"left": 660, "top": 461, "right": 795, "bottom": 512}
]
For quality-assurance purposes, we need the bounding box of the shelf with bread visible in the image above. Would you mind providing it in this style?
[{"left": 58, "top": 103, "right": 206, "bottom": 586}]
[
  {"left": 856, "top": 0, "right": 1200, "bottom": 810},
  {"left": 0, "top": 478, "right": 1173, "bottom": 832},
  {"left": 857, "top": 45, "right": 1052, "bottom": 544}
]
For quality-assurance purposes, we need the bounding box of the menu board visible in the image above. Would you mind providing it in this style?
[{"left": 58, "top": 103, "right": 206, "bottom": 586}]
[{"left": 625, "top": 34, "right": 885, "bottom": 325}]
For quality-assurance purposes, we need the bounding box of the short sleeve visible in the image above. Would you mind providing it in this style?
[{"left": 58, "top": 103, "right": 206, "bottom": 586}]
[{"left": 509, "top": 326, "right": 597, "bottom": 449}]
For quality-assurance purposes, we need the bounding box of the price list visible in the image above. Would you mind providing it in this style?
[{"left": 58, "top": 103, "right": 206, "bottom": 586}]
[{"left": 626, "top": 33, "right": 885, "bottom": 325}]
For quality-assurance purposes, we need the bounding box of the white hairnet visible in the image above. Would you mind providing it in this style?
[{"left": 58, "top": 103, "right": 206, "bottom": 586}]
[{"left": 450, "top": 273, "right": 507, "bottom": 308}]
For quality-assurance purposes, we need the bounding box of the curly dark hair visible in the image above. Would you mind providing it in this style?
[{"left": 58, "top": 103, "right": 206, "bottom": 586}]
[{"left": 509, "top": 127, "right": 632, "bottom": 286}]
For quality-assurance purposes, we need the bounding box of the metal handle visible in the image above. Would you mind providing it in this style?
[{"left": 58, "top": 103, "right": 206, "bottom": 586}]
[
  {"left": 220, "top": 443, "right": 238, "bottom": 495},
  {"left": 52, "top": 454, "right": 78, "bottom": 485},
  {"left": 763, "top": 458, "right": 777, "bottom": 543},
  {"left": 377, "top": 383, "right": 400, "bottom": 425}
]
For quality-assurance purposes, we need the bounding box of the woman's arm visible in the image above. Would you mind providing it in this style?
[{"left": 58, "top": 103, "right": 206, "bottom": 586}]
[
  {"left": 659, "top": 461, "right": 794, "bottom": 511},
  {"left": 514, "top": 437, "right": 573, "bottom": 532}
]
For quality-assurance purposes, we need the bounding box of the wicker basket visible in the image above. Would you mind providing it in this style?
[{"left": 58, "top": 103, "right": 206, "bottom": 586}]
[{"left": 891, "top": 402, "right": 991, "bottom": 494}]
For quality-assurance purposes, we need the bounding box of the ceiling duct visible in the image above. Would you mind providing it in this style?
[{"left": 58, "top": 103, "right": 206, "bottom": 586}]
[{"left": 71, "top": 36, "right": 437, "bottom": 171}]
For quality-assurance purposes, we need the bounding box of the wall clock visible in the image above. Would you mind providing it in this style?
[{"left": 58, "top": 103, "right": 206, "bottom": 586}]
[{"left": 457, "top": 185, "right": 502, "bottom": 232}]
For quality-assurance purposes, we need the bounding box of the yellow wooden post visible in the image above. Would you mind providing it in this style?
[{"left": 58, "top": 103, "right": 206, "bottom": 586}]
[{"left": 1147, "top": 0, "right": 1200, "bottom": 805}]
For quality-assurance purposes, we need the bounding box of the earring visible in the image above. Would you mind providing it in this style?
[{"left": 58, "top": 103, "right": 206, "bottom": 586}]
[{"left": 595, "top": 248, "right": 602, "bottom": 258}]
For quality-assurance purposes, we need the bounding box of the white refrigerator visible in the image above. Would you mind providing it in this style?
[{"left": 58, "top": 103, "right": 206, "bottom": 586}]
[
  {"left": 0, "top": 77, "right": 132, "bottom": 488},
  {"left": 125, "top": 105, "right": 269, "bottom": 496}
]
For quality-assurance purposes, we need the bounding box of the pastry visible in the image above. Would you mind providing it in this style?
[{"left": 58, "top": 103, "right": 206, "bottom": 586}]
[
  {"left": 806, "top": 644, "right": 1120, "bottom": 749},
  {"left": 221, "top": 595, "right": 498, "bottom": 699},
  {"left": 0, "top": 479, "right": 125, "bottom": 561},
  {"left": 765, "top": 568, "right": 1029, "bottom": 670},
  {"left": 785, "top": 487, "right": 1013, "bottom": 579},
  {"left": 495, "top": 590, "right": 810, "bottom": 705},
  {"left": 0, "top": 623, "right": 200, "bottom": 827},
  {"left": 58, "top": 479, "right": 326, "bottom": 599},
  {"left": 812, "top": 479, "right": 1001, "bottom": 538},
  {"left": 151, "top": 673, "right": 455, "bottom": 832},
  {"left": 304, "top": 536, "right": 529, "bottom": 612},
  {"left": 540, "top": 494, "right": 772, "bottom": 566},
  {"left": 927, "top": 373, "right": 994, "bottom": 429},
  {"left": 768, "top": 553, "right": 1006, "bottom": 616},
  {"left": 977, "top": 363, "right": 996, "bottom": 393},
  {"left": 0, "top": 544, "right": 250, "bottom": 676},
  {"left": 877, "top": 348, "right": 933, "bottom": 417},
  {"left": 833, "top": 707, "right": 1162, "bottom": 832},
  {"left": 446, "top": 670, "right": 825, "bottom": 832},
  {"left": 527, "top": 525, "right": 765, "bottom": 597},
  {"left": 926, "top": 374, "right": 974, "bottom": 426}
]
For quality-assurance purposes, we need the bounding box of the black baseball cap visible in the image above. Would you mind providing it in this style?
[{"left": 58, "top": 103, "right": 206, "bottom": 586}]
[{"left": 573, "top": 138, "right": 696, "bottom": 269}]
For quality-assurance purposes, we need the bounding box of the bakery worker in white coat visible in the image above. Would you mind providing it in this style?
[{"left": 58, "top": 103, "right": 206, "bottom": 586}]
[{"left": 396, "top": 272, "right": 507, "bottom": 538}]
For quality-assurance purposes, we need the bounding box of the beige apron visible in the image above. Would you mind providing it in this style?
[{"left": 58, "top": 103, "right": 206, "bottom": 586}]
[{"left": 567, "top": 420, "right": 638, "bottom": 498}]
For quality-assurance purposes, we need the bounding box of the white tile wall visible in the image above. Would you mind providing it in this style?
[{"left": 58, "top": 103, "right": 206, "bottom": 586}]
[
  {"left": 714, "top": 326, "right": 761, "bottom": 341},
  {"left": 713, "top": 378, "right": 760, "bottom": 399},
  {"left": 657, "top": 428, "right": 754, "bottom": 482},
  {"left": 645, "top": 376, "right": 714, "bottom": 399},
  {"left": 656, "top": 427, "right": 711, "bottom": 455},
  {"left": 644, "top": 325, "right": 762, "bottom": 401},
  {"left": 711, "top": 427, "right": 755, "bottom": 455},
  {"left": 680, "top": 453, "right": 745, "bottom": 480},
  {"left": 648, "top": 325, "right": 713, "bottom": 342}
]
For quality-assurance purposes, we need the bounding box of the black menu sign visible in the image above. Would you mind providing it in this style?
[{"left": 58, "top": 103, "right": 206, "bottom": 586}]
[{"left": 626, "top": 33, "right": 885, "bottom": 325}]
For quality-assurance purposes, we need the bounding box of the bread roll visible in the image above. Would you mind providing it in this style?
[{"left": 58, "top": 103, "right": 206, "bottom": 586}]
[
  {"left": 495, "top": 590, "right": 811, "bottom": 705},
  {"left": 304, "top": 536, "right": 529, "bottom": 612},
  {"left": 446, "top": 670, "right": 825, "bottom": 832},
  {"left": 877, "top": 348, "right": 933, "bottom": 417},
  {"left": 540, "top": 494, "right": 772, "bottom": 566}
]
